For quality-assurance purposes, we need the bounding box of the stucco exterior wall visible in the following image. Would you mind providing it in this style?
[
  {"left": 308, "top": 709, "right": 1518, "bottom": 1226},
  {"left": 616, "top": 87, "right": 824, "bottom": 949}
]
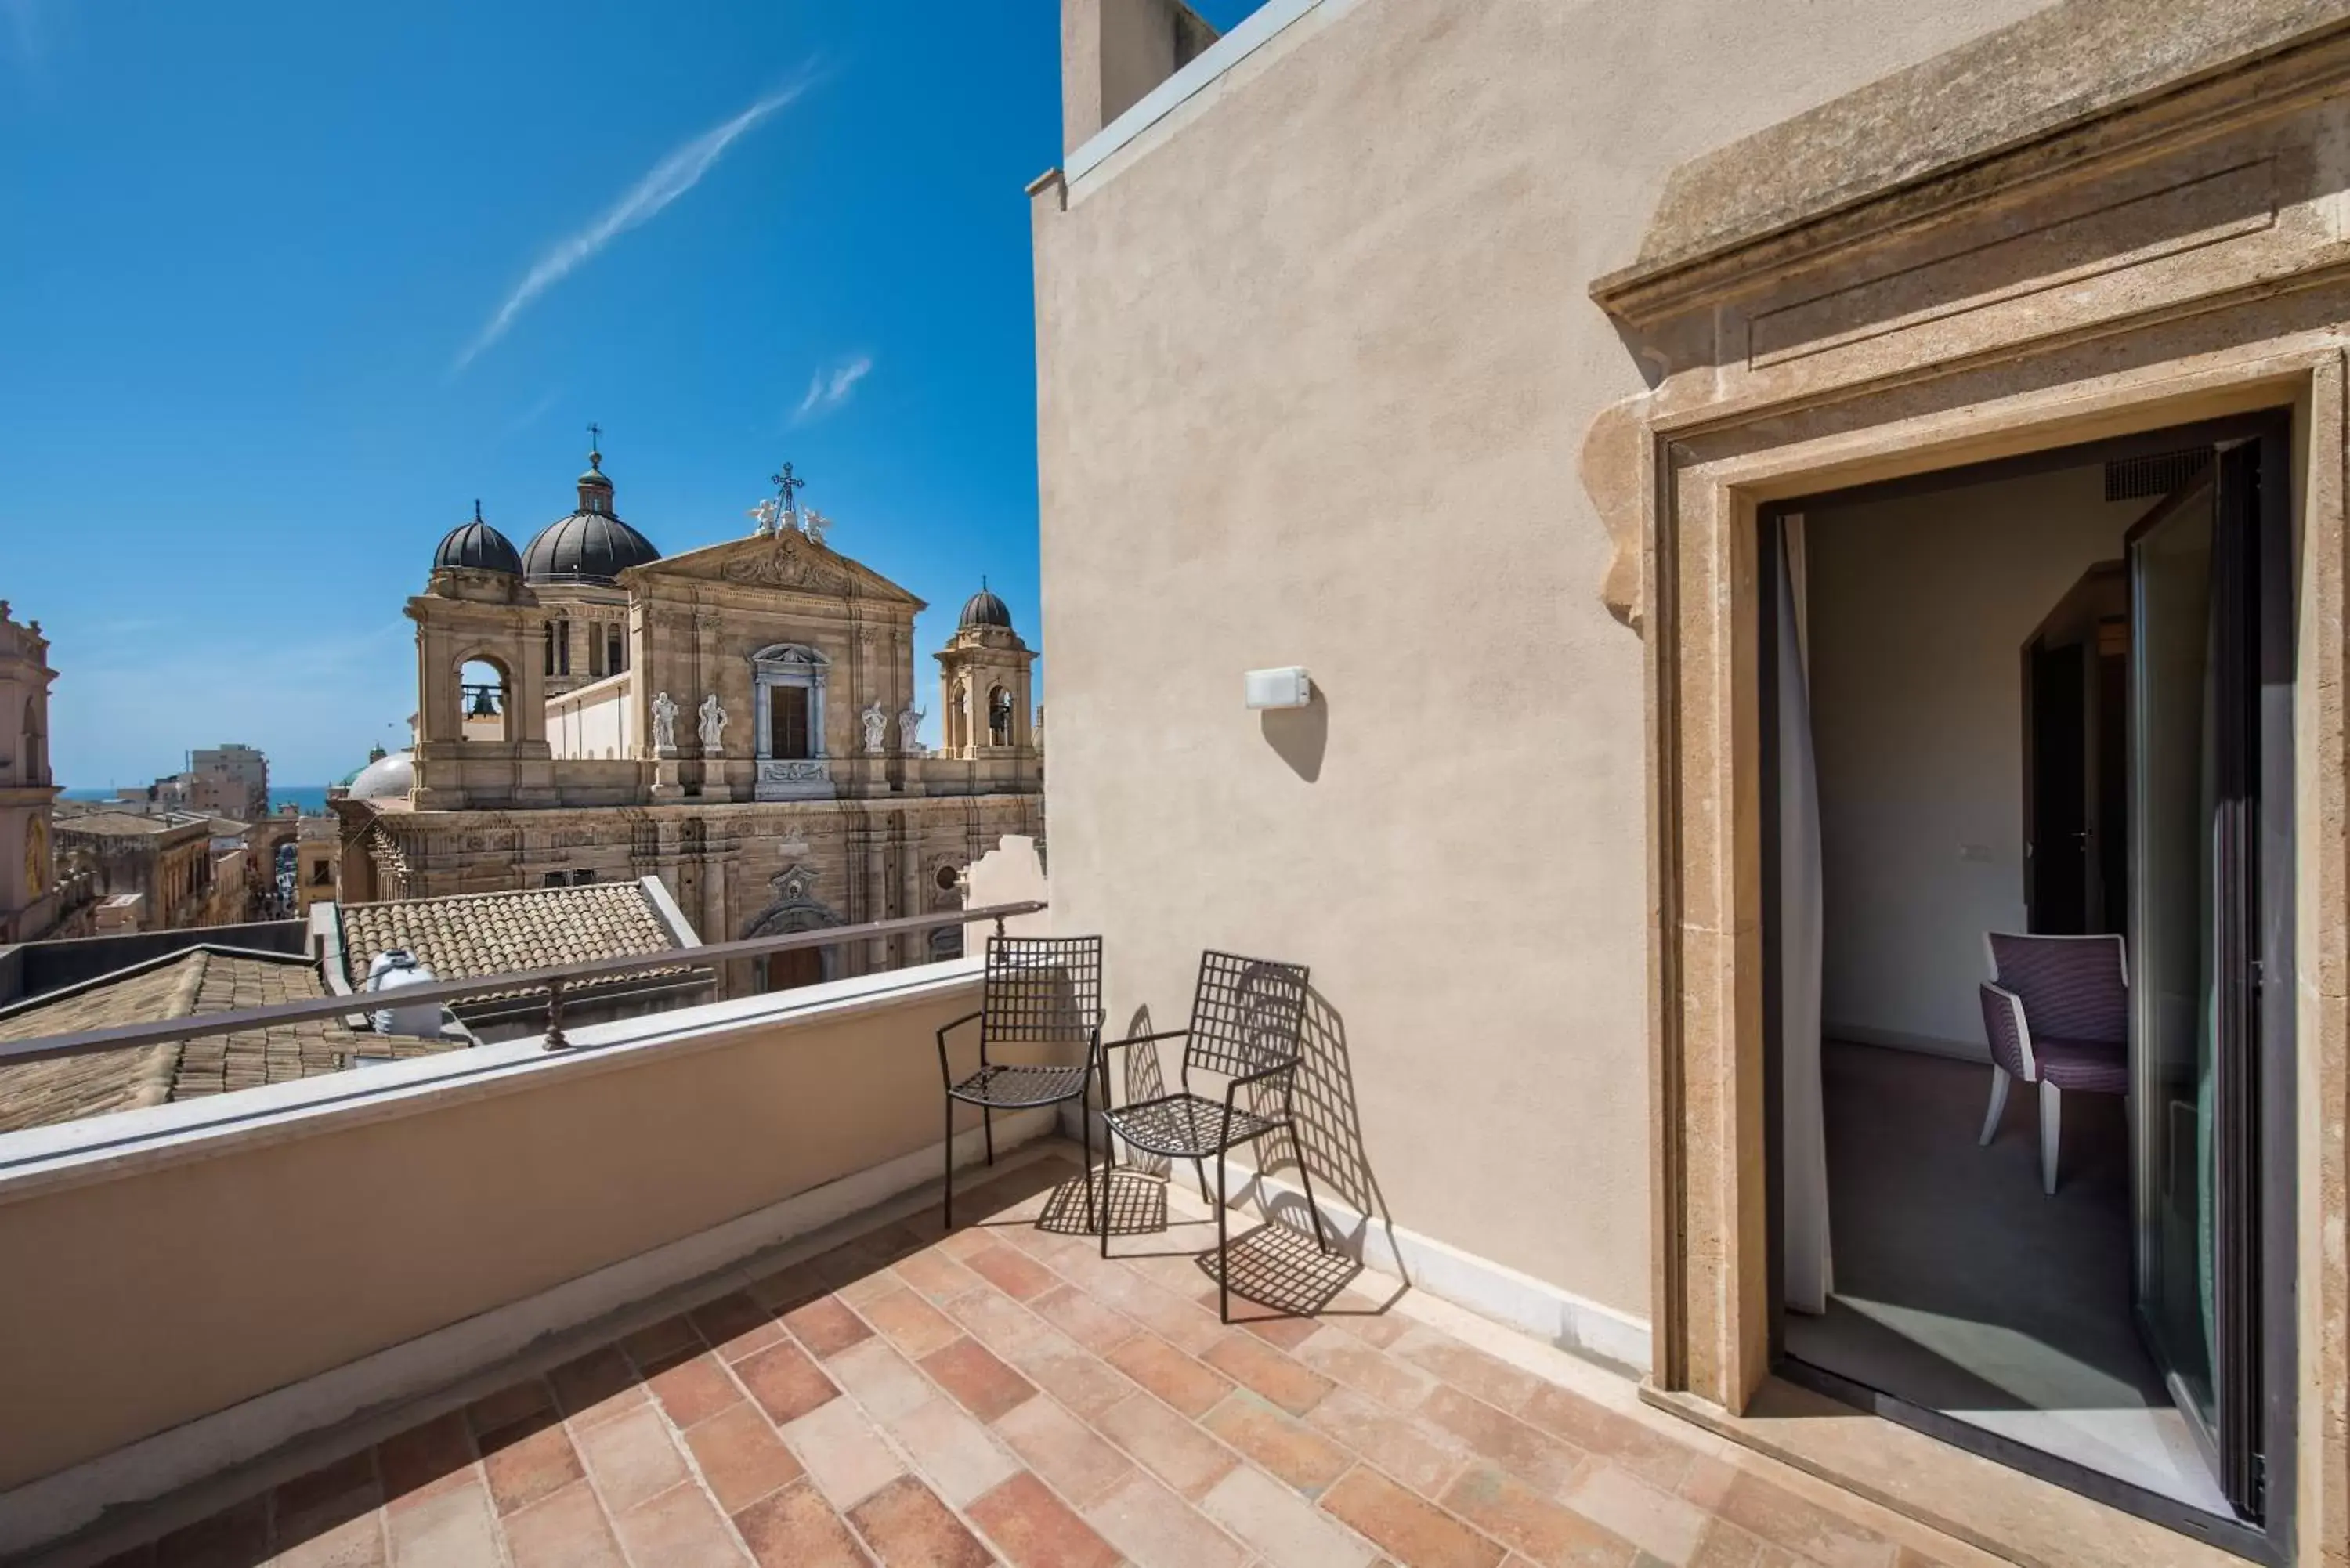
[{"left": 1032, "top": 0, "right": 2052, "bottom": 1318}]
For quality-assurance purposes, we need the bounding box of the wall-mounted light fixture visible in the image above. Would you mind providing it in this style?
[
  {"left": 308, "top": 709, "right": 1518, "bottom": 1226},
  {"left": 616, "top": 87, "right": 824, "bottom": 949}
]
[{"left": 1244, "top": 667, "right": 1313, "bottom": 710}]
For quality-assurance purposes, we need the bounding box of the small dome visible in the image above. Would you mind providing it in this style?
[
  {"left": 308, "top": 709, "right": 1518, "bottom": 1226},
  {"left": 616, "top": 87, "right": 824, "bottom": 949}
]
[
  {"left": 433, "top": 506, "right": 523, "bottom": 576},
  {"left": 960, "top": 585, "right": 1013, "bottom": 630},
  {"left": 522, "top": 511, "right": 662, "bottom": 586},
  {"left": 347, "top": 750, "right": 414, "bottom": 802}
]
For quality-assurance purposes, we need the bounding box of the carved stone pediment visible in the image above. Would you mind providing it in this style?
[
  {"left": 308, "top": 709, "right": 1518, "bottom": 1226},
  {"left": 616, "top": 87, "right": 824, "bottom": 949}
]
[{"left": 640, "top": 533, "right": 922, "bottom": 605}]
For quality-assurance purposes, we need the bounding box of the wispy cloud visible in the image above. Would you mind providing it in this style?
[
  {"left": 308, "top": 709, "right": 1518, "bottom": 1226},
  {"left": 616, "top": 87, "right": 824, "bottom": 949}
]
[
  {"left": 792, "top": 354, "right": 873, "bottom": 425},
  {"left": 454, "top": 72, "right": 814, "bottom": 372}
]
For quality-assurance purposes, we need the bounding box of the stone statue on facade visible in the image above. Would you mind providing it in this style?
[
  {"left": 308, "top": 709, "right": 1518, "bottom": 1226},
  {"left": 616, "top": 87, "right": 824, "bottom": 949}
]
[
  {"left": 799, "top": 506, "right": 831, "bottom": 547},
  {"left": 650, "top": 691, "right": 679, "bottom": 753},
  {"left": 861, "top": 700, "right": 888, "bottom": 753},
  {"left": 697, "top": 693, "right": 728, "bottom": 753},
  {"left": 898, "top": 706, "right": 925, "bottom": 755}
]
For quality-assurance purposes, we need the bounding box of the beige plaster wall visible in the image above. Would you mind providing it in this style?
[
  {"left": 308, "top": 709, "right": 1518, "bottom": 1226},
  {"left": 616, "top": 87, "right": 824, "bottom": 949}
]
[
  {"left": 1033, "top": 0, "right": 2055, "bottom": 1317},
  {"left": 0, "top": 977, "right": 1020, "bottom": 1491},
  {"left": 548, "top": 671, "right": 634, "bottom": 761},
  {"left": 1805, "top": 464, "right": 2145, "bottom": 1055}
]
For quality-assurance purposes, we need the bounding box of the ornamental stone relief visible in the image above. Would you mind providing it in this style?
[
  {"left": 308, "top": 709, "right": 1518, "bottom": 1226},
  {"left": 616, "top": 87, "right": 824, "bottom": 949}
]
[{"left": 720, "top": 533, "right": 849, "bottom": 594}]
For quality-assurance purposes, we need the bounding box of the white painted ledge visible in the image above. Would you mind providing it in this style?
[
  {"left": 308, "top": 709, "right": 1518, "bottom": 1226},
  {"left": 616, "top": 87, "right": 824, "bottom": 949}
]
[{"left": 0, "top": 957, "right": 985, "bottom": 1204}]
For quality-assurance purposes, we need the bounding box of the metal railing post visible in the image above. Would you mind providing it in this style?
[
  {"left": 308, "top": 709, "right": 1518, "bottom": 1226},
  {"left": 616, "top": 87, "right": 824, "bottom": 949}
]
[{"left": 543, "top": 981, "right": 568, "bottom": 1051}]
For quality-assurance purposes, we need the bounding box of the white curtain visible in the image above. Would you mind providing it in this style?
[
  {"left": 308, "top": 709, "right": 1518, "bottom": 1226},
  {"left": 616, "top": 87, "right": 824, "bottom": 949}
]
[{"left": 1779, "top": 517, "right": 1833, "bottom": 1314}]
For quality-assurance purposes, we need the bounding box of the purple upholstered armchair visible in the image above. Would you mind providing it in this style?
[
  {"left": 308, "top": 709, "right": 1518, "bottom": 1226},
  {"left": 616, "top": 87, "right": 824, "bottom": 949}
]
[{"left": 1977, "top": 932, "right": 2129, "bottom": 1194}]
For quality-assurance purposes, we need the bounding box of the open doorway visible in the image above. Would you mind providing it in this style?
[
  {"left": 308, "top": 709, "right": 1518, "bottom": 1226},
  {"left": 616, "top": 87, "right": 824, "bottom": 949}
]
[{"left": 1764, "top": 417, "right": 2294, "bottom": 1547}]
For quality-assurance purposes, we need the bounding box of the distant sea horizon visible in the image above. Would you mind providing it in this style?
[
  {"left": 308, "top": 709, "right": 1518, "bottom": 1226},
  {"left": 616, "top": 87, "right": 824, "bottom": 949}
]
[{"left": 61, "top": 786, "right": 333, "bottom": 815}]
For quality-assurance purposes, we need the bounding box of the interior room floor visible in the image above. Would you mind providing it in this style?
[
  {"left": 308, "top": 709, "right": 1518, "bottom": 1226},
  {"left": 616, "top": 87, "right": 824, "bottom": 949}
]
[{"left": 1783, "top": 1039, "right": 2229, "bottom": 1515}]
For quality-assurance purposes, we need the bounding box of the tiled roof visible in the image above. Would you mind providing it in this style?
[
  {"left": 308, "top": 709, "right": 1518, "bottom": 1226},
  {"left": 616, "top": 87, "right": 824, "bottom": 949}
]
[
  {"left": 0, "top": 948, "right": 458, "bottom": 1135},
  {"left": 334, "top": 880, "right": 696, "bottom": 1003},
  {"left": 53, "top": 811, "right": 179, "bottom": 836}
]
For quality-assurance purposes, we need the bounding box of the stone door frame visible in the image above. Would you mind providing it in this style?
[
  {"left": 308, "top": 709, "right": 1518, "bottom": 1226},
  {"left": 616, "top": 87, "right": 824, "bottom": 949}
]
[{"left": 1632, "top": 325, "right": 2348, "bottom": 1561}]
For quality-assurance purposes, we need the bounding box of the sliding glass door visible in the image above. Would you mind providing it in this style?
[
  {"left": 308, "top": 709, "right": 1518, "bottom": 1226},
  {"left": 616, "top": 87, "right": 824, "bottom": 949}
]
[{"left": 2128, "top": 432, "right": 2292, "bottom": 1524}]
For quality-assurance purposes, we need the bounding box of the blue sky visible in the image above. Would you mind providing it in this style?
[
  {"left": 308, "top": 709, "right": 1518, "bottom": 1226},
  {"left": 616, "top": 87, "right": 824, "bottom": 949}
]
[{"left": 1, "top": 0, "right": 1257, "bottom": 788}]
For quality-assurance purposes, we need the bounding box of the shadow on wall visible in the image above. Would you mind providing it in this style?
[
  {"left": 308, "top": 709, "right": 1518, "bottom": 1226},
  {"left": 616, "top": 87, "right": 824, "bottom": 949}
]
[{"left": 1260, "top": 685, "right": 1329, "bottom": 782}]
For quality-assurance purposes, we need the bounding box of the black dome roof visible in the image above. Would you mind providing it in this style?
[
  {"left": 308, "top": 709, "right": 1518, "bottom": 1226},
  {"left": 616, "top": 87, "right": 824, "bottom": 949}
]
[
  {"left": 433, "top": 509, "right": 523, "bottom": 576},
  {"left": 960, "top": 586, "right": 1013, "bottom": 629},
  {"left": 522, "top": 511, "right": 662, "bottom": 586}
]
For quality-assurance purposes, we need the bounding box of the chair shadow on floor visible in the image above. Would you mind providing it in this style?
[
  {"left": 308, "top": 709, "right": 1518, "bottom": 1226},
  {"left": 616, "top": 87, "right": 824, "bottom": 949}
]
[{"left": 1073, "top": 984, "right": 1405, "bottom": 1321}]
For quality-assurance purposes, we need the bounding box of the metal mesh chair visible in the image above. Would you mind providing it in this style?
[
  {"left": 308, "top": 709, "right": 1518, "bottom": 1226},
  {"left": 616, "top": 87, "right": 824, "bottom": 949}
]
[
  {"left": 938, "top": 934, "right": 1104, "bottom": 1229},
  {"left": 1097, "top": 949, "right": 1332, "bottom": 1321}
]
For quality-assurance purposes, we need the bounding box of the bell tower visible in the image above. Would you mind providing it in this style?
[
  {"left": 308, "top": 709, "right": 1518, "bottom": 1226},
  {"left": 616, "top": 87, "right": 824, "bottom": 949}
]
[
  {"left": 0, "top": 602, "right": 64, "bottom": 941},
  {"left": 407, "top": 504, "right": 559, "bottom": 809},
  {"left": 934, "top": 582, "right": 1039, "bottom": 787}
]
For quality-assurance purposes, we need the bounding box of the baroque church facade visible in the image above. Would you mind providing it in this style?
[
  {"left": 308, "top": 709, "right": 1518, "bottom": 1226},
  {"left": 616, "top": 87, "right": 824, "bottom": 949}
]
[{"left": 333, "top": 447, "right": 1042, "bottom": 993}]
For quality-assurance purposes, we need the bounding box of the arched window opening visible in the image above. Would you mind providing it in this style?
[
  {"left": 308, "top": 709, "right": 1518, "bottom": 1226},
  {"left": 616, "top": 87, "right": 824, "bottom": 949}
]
[
  {"left": 459, "top": 658, "right": 511, "bottom": 742},
  {"left": 989, "top": 686, "right": 1013, "bottom": 747},
  {"left": 608, "top": 626, "right": 627, "bottom": 675},
  {"left": 589, "top": 623, "right": 605, "bottom": 678}
]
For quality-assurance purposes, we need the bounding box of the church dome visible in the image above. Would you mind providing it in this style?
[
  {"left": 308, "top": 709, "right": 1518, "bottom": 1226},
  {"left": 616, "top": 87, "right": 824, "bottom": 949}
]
[
  {"left": 347, "top": 750, "right": 414, "bottom": 802},
  {"left": 960, "top": 584, "right": 1013, "bottom": 630},
  {"left": 521, "top": 447, "right": 661, "bottom": 587},
  {"left": 432, "top": 504, "right": 523, "bottom": 576}
]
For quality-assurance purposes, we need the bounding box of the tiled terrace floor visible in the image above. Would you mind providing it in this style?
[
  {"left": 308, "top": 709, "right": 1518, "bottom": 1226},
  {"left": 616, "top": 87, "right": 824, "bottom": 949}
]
[{"left": 62, "top": 1145, "right": 1989, "bottom": 1568}]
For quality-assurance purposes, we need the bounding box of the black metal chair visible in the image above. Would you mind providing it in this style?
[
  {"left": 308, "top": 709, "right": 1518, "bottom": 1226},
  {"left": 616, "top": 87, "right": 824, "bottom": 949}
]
[
  {"left": 1097, "top": 949, "right": 1332, "bottom": 1321},
  {"left": 938, "top": 934, "right": 1103, "bottom": 1230}
]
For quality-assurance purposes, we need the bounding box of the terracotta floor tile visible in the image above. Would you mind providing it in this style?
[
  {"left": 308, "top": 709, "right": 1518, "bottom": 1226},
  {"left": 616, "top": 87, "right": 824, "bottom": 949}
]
[
  {"left": 1441, "top": 1464, "right": 1634, "bottom": 1568},
  {"left": 735, "top": 1478, "right": 874, "bottom": 1568},
  {"left": 831, "top": 1335, "right": 940, "bottom": 1420},
  {"left": 786, "top": 1294, "right": 877, "bottom": 1359},
  {"left": 967, "top": 1471, "right": 1121, "bottom": 1568},
  {"left": 937, "top": 1224, "right": 1000, "bottom": 1261},
  {"left": 501, "top": 1478, "right": 627, "bottom": 1568},
  {"left": 477, "top": 1414, "right": 584, "bottom": 1516},
  {"left": 736, "top": 1337, "right": 844, "bottom": 1425},
  {"left": 1687, "top": 1519, "right": 1767, "bottom": 1568},
  {"left": 547, "top": 1345, "right": 647, "bottom": 1425},
  {"left": 847, "top": 1474, "right": 996, "bottom": 1567},
  {"left": 996, "top": 1395, "right": 1136, "bottom": 1509},
  {"left": 786, "top": 1389, "right": 909, "bottom": 1510},
  {"left": 1082, "top": 1266, "right": 1225, "bottom": 1353},
  {"left": 1327, "top": 1310, "right": 1415, "bottom": 1349},
  {"left": 1307, "top": 1386, "right": 1473, "bottom": 1498},
  {"left": 1202, "top": 1463, "right": 1378, "bottom": 1568},
  {"left": 685, "top": 1399, "right": 806, "bottom": 1514},
  {"left": 573, "top": 1401, "right": 692, "bottom": 1512},
  {"left": 861, "top": 1284, "right": 967, "bottom": 1357},
  {"left": 886, "top": 1395, "right": 1022, "bottom": 1505},
  {"left": 1083, "top": 1471, "right": 1249, "bottom": 1568},
  {"left": 896, "top": 1246, "right": 989, "bottom": 1302},
  {"left": 610, "top": 1479, "right": 753, "bottom": 1567},
  {"left": 1294, "top": 1328, "right": 1441, "bottom": 1413},
  {"left": 1201, "top": 1391, "right": 1354, "bottom": 1495},
  {"left": 966, "top": 1242, "right": 1061, "bottom": 1300},
  {"left": 374, "top": 1411, "right": 477, "bottom": 1505},
  {"left": 651, "top": 1351, "right": 747, "bottom": 1429},
  {"left": 1106, "top": 1332, "right": 1234, "bottom": 1417},
  {"left": 382, "top": 1478, "right": 502, "bottom": 1567},
  {"left": 923, "top": 1335, "right": 1041, "bottom": 1422},
  {"left": 1030, "top": 1284, "right": 1138, "bottom": 1352},
  {"left": 621, "top": 1312, "right": 707, "bottom": 1370},
  {"left": 1710, "top": 1472, "right": 1897, "bottom": 1568},
  {"left": 1420, "top": 1386, "right": 1586, "bottom": 1495},
  {"left": 693, "top": 1290, "right": 788, "bottom": 1361},
  {"left": 1561, "top": 1465, "right": 1709, "bottom": 1564},
  {"left": 151, "top": 1495, "right": 267, "bottom": 1568},
  {"left": 1001, "top": 1326, "right": 1138, "bottom": 1418},
  {"left": 1095, "top": 1391, "right": 1238, "bottom": 1499},
  {"left": 1328, "top": 1465, "right": 1509, "bottom": 1568},
  {"left": 465, "top": 1377, "right": 554, "bottom": 1436},
  {"left": 1202, "top": 1333, "right": 1335, "bottom": 1416},
  {"left": 747, "top": 1259, "right": 829, "bottom": 1313},
  {"left": 942, "top": 1284, "right": 1054, "bottom": 1355},
  {"left": 273, "top": 1449, "right": 380, "bottom": 1543},
  {"left": 1520, "top": 1386, "right": 1694, "bottom": 1493},
  {"left": 1394, "top": 1329, "right": 1545, "bottom": 1411},
  {"left": 272, "top": 1507, "right": 386, "bottom": 1568}
]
